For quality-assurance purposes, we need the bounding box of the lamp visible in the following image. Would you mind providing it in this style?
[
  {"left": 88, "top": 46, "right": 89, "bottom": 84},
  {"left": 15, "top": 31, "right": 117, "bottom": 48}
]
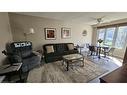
[
  {"left": 24, "top": 28, "right": 35, "bottom": 40},
  {"left": 29, "top": 28, "right": 35, "bottom": 34}
]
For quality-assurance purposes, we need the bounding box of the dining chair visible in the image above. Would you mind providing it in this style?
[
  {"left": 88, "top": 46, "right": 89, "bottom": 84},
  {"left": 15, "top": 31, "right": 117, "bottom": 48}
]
[
  {"left": 86, "top": 43, "right": 90, "bottom": 48},
  {"left": 78, "top": 43, "right": 90, "bottom": 56},
  {"left": 103, "top": 47, "right": 115, "bottom": 58},
  {"left": 88, "top": 46, "right": 98, "bottom": 58}
]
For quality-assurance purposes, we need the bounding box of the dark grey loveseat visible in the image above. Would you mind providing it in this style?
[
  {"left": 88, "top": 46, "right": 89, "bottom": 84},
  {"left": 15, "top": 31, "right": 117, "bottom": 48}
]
[
  {"left": 4, "top": 41, "right": 41, "bottom": 72},
  {"left": 43, "top": 43, "right": 79, "bottom": 63}
]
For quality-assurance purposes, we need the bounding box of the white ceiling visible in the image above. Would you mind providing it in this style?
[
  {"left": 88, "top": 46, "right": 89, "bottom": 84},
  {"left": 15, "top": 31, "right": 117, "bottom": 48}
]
[{"left": 15, "top": 12, "right": 127, "bottom": 25}]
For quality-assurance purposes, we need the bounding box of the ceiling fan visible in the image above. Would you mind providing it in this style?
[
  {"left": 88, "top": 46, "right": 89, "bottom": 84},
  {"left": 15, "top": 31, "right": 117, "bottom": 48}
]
[
  {"left": 91, "top": 16, "right": 106, "bottom": 24},
  {"left": 96, "top": 18, "right": 103, "bottom": 24}
]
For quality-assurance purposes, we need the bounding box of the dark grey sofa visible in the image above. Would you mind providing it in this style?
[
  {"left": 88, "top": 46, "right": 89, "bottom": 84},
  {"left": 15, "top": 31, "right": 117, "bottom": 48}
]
[
  {"left": 43, "top": 43, "right": 79, "bottom": 63},
  {"left": 4, "top": 41, "right": 41, "bottom": 72}
]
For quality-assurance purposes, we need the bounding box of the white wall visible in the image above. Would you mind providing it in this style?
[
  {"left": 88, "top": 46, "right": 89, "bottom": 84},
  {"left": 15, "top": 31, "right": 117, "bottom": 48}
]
[
  {"left": 9, "top": 13, "right": 92, "bottom": 51},
  {"left": 0, "top": 13, "right": 13, "bottom": 65}
]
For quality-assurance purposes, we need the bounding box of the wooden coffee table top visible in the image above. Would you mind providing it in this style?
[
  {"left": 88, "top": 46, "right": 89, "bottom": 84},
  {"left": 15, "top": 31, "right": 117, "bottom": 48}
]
[{"left": 100, "top": 64, "right": 127, "bottom": 83}]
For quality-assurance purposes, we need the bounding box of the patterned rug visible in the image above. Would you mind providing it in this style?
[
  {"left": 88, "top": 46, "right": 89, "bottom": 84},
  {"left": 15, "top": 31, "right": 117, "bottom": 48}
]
[
  {"left": 27, "top": 59, "right": 108, "bottom": 83},
  {"left": 86, "top": 55, "right": 122, "bottom": 71}
]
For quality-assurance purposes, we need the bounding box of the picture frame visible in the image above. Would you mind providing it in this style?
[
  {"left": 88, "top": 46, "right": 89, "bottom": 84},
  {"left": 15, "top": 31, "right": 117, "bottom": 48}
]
[
  {"left": 61, "top": 27, "right": 71, "bottom": 38},
  {"left": 44, "top": 28, "right": 56, "bottom": 40}
]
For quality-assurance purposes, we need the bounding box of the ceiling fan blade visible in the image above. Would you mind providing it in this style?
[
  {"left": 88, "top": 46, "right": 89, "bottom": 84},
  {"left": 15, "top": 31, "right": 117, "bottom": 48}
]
[
  {"left": 97, "top": 18, "right": 103, "bottom": 23},
  {"left": 101, "top": 15, "right": 106, "bottom": 18},
  {"left": 90, "top": 17, "right": 98, "bottom": 20},
  {"left": 90, "top": 15, "right": 106, "bottom": 20},
  {"left": 90, "top": 15, "right": 106, "bottom": 24}
]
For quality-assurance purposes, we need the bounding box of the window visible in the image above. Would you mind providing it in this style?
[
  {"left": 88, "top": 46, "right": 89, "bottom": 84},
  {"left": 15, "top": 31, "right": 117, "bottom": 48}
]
[
  {"left": 97, "top": 25, "right": 127, "bottom": 49},
  {"left": 98, "top": 29, "right": 105, "bottom": 40},
  {"left": 104, "top": 27, "right": 115, "bottom": 46},
  {"left": 115, "top": 26, "right": 127, "bottom": 49}
]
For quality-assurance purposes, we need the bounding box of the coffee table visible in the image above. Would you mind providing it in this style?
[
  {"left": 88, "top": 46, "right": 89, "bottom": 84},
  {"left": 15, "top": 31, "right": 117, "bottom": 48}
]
[{"left": 62, "top": 54, "right": 84, "bottom": 71}]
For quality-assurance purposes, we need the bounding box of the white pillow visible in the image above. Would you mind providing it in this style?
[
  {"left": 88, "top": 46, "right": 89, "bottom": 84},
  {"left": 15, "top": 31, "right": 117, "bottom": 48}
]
[
  {"left": 46, "top": 46, "right": 54, "bottom": 53},
  {"left": 67, "top": 44, "right": 74, "bottom": 50}
]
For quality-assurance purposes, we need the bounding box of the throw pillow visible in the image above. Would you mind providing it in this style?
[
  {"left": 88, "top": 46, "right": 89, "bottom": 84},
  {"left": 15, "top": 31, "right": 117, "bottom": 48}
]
[
  {"left": 46, "top": 46, "right": 54, "bottom": 53},
  {"left": 67, "top": 44, "right": 74, "bottom": 50}
]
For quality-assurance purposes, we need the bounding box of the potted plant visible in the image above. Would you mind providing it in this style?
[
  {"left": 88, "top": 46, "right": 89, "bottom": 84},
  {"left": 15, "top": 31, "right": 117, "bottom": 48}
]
[{"left": 98, "top": 39, "right": 103, "bottom": 46}]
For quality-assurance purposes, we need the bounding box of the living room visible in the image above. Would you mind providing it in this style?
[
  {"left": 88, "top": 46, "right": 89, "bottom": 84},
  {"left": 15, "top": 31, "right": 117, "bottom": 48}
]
[
  {"left": 1, "top": 0, "right": 127, "bottom": 95},
  {"left": 1, "top": 12, "right": 127, "bottom": 83}
]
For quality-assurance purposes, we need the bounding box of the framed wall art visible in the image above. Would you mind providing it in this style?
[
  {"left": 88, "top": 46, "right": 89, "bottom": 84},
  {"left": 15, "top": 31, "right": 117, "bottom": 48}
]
[
  {"left": 44, "top": 28, "right": 56, "bottom": 40},
  {"left": 61, "top": 27, "right": 71, "bottom": 39}
]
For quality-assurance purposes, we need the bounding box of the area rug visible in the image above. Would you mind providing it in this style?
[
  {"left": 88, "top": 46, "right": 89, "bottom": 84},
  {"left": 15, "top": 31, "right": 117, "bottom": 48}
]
[
  {"left": 27, "top": 60, "right": 108, "bottom": 83},
  {"left": 86, "top": 55, "right": 122, "bottom": 71}
]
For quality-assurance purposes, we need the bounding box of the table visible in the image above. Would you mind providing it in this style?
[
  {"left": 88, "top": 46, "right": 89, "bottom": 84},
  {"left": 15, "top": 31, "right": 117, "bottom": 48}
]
[
  {"left": 0, "top": 63, "right": 22, "bottom": 82},
  {"left": 62, "top": 54, "right": 84, "bottom": 71},
  {"left": 96, "top": 46, "right": 109, "bottom": 59},
  {"left": 99, "top": 64, "right": 127, "bottom": 83}
]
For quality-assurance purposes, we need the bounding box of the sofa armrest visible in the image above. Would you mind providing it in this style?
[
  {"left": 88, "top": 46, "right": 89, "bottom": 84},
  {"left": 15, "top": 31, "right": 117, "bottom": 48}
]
[
  {"left": 8, "top": 55, "right": 22, "bottom": 63},
  {"left": 74, "top": 48, "right": 78, "bottom": 50},
  {"left": 32, "top": 51, "right": 42, "bottom": 59}
]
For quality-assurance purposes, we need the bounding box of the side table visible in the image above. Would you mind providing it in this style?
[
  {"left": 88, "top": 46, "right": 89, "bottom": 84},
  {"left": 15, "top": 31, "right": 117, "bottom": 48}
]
[
  {"left": 0, "top": 76, "right": 5, "bottom": 83},
  {"left": 0, "top": 63, "right": 22, "bottom": 82}
]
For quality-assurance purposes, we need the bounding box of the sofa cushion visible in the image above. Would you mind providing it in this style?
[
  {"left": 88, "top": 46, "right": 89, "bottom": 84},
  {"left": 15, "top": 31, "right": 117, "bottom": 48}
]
[
  {"left": 21, "top": 50, "right": 32, "bottom": 58},
  {"left": 46, "top": 45, "right": 54, "bottom": 53},
  {"left": 56, "top": 44, "right": 68, "bottom": 53},
  {"left": 67, "top": 44, "right": 74, "bottom": 50},
  {"left": 22, "top": 55, "right": 41, "bottom": 72},
  {"left": 45, "top": 52, "right": 61, "bottom": 57},
  {"left": 64, "top": 50, "right": 78, "bottom": 55}
]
